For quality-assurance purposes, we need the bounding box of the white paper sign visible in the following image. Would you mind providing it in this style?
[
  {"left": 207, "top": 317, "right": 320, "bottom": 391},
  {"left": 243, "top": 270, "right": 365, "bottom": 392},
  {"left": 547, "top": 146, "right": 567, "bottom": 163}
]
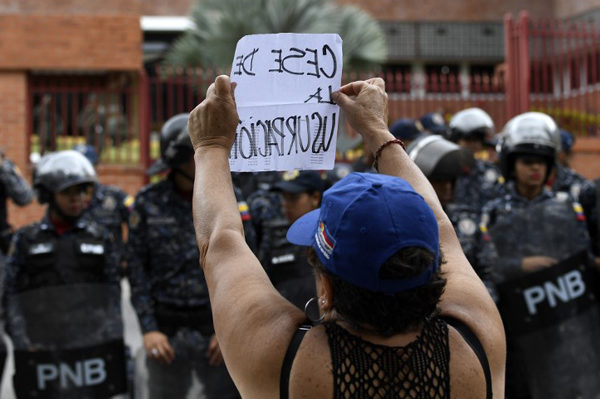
[{"left": 229, "top": 33, "right": 343, "bottom": 172}]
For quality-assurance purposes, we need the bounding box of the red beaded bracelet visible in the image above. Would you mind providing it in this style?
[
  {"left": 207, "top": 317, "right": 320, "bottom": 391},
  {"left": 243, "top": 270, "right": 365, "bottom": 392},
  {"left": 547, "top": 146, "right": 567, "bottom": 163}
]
[{"left": 373, "top": 139, "right": 406, "bottom": 171}]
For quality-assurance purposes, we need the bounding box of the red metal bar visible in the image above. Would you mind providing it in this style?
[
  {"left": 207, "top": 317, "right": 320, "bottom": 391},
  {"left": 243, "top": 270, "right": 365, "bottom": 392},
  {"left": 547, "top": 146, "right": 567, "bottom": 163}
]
[
  {"left": 186, "top": 68, "right": 194, "bottom": 111},
  {"left": 26, "top": 76, "right": 34, "bottom": 160},
  {"left": 50, "top": 94, "right": 57, "bottom": 151},
  {"left": 176, "top": 67, "right": 185, "bottom": 113},
  {"left": 72, "top": 91, "right": 79, "bottom": 143},
  {"left": 166, "top": 67, "right": 175, "bottom": 118},
  {"left": 518, "top": 11, "right": 531, "bottom": 112},
  {"left": 139, "top": 69, "right": 150, "bottom": 177},
  {"left": 156, "top": 65, "right": 163, "bottom": 125},
  {"left": 60, "top": 93, "right": 68, "bottom": 146},
  {"left": 115, "top": 92, "right": 123, "bottom": 159},
  {"left": 504, "top": 13, "right": 516, "bottom": 118}
]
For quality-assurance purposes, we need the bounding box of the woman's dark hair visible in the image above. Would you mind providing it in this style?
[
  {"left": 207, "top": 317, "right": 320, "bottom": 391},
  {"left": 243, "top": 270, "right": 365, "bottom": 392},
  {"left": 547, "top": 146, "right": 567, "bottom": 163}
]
[{"left": 307, "top": 246, "right": 446, "bottom": 337}]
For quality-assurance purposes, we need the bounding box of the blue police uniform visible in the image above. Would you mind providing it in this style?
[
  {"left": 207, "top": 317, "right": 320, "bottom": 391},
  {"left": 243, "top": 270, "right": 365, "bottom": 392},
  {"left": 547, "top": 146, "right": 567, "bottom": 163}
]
[
  {"left": 126, "top": 176, "right": 253, "bottom": 399},
  {"left": 3, "top": 212, "right": 128, "bottom": 397},
  {"left": 445, "top": 203, "right": 489, "bottom": 282},
  {"left": 4, "top": 213, "right": 121, "bottom": 347},
  {"left": 86, "top": 184, "right": 133, "bottom": 263},
  {"left": 453, "top": 159, "right": 504, "bottom": 211},
  {"left": 478, "top": 182, "right": 600, "bottom": 399},
  {"left": 0, "top": 159, "right": 33, "bottom": 254},
  {"left": 552, "top": 163, "right": 593, "bottom": 201},
  {"left": 0, "top": 158, "right": 33, "bottom": 383},
  {"left": 247, "top": 188, "right": 284, "bottom": 266}
]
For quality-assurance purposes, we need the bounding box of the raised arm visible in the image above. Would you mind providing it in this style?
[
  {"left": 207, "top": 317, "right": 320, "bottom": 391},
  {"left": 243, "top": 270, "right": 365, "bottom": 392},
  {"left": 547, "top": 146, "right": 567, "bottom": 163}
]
[
  {"left": 188, "top": 76, "right": 305, "bottom": 398},
  {"left": 333, "top": 78, "right": 505, "bottom": 397}
]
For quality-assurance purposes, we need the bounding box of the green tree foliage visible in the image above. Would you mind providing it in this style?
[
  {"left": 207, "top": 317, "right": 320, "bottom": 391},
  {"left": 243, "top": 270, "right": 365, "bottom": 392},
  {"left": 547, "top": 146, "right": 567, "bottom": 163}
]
[{"left": 165, "top": 0, "right": 387, "bottom": 70}]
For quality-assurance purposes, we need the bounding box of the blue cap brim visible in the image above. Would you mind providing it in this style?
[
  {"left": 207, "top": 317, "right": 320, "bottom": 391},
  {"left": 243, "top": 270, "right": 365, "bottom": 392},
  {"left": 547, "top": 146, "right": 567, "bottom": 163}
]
[
  {"left": 271, "top": 181, "right": 306, "bottom": 194},
  {"left": 286, "top": 208, "right": 321, "bottom": 246}
]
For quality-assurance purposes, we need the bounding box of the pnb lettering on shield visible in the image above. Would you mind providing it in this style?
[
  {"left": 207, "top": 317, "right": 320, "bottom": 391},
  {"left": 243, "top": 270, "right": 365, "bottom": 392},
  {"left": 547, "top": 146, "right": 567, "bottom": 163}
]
[
  {"left": 37, "top": 358, "right": 107, "bottom": 390},
  {"left": 523, "top": 270, "right": 586, "bottom": 315}
]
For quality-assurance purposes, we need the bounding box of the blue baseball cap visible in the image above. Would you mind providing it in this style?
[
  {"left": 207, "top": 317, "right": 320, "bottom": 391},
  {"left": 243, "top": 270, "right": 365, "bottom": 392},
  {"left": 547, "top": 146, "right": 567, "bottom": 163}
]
[
  {"left": 287, "top": 173, "right": 440, "bottom": 294},
  {"left": 420, "top": 112, "right": 449, "bottom": 136},
  {"left": 272, "top": 170, "right": 326, "bottom": 194},
  {"left": 73, "top": 144, "right": 99, "bottom": 166},
  {"left": 389, "top": 118, "right": 425, "bottom": 141},
  {"left": 560, "top": 129, "right": 574, "bottom": 153}
]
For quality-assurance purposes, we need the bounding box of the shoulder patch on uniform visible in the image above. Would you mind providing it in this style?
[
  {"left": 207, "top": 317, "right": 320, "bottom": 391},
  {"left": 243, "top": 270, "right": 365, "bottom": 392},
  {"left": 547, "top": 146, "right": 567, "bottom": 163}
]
[
  {"left": 102, "top": 195, "right": 116, "bottom": 211},
  {"left": 123, "top": 195, "right": 134, "bottom": 209},
  {"left": 572, "top": 202, "right": 586, "bottom": 221},
  {"left": 555, "top": 191, "right": 569, "bottom": 202},
  {"left": 570, "top": 183, "right": 582, "bottom": 199},
  {"left": 458, "top": 219, "right": 477, "bottom": 236},
  {"left": 129, "top": 210, "right": 141, "bottom": 229},
  {"left": 238, "top": 201, "right": 251, "bottom": 221},
  {"left": 480, "top": 212, "right": 489, "bottom": 226},
  {"left": 484, "top": 169, "right": 498, "bottom": 183}
]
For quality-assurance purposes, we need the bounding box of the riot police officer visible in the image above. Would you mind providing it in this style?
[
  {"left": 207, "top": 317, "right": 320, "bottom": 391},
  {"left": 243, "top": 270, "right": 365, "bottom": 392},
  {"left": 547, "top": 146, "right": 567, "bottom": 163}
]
[
  {"left": 0, "top": 152, "right": 33, "bottom": 384},
  {"left": 545, "top": 130, "right": 599, "bottom": 264},
  {"left": 73, "top": 144, "right": 133, "bottom": 266},
  {"left": 265, "top": 170, "right": 326, "bottom": 310},
  {"left": 246, "top": 172, "right": 284, "bottom": 266},
  {"left": 4, "top": 150, "right": 127, "bottom": 398},
  {"left": 478, "top": 112, "right": 600, "bottom": 399},
  {"left": 127, "top": 114, "right": 253, "bottom": 399},
  {"left": 407, "top": 135, "right": 485, "bottom": 274},
  {"left": 449, "top": 107, "right": 504, "bottom": 210},
  {"left": 0, "top": 153, "right": 33, "bottom": 255},
  {"left": 544, "top": 127, "right": 591, "bottom": 200}
]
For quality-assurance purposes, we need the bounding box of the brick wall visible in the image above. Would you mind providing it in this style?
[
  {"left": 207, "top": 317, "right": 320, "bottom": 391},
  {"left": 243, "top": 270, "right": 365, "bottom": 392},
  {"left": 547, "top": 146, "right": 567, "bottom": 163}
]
[
  {"left": 336, "top": 0, "right": 557, "bottom": 21},
  {"left": 0, "top": 0, "right": 141, "bottom": 15},
  {"left": 571, "top": 138, "right": 600, "bottom": 181},
  {"left": 0, "top": 72, "right": 38, "bottom": 228},
  {"left": 141, "top": 0, "right": 194, "bottom": 16},
  {"left": 0, "top": 73, "right": 28, "bottom": 173},
  {"left": 5, "top": 0, "right": 599, "bottom": 22},
  {"left": 0, "top": 15, "right": 141, "bottom": 71},
  {"left": 97, "top": 165, "right": 147, "bottom": 197},
  {"left": 554, "top": 0, "right": 600, "bottom": 19}
]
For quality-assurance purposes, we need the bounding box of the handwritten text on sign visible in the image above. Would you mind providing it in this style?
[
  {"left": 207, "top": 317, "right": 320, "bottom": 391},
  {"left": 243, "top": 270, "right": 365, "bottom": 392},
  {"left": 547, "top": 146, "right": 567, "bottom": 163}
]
[{"left": 229, "top": 33, "right": 343, "bottom": 172}]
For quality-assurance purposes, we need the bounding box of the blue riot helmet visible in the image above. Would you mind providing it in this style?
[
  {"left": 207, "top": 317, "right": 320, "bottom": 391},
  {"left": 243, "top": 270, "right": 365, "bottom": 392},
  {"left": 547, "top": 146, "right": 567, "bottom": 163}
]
[
  {"left": 34, "top": 150, "right": 98, "bottom": 204},
  {"left": 449, "top": 107, "right": 495, "bottom": 143},
  {"left": 147, "top": 113, "right": 193, "bottom": 175},
  {"left": 73, "top": 144, "right": 99, "bottom": 166},
  {"left": 498, "top": 112, "right": 558, "bottom": 182}
]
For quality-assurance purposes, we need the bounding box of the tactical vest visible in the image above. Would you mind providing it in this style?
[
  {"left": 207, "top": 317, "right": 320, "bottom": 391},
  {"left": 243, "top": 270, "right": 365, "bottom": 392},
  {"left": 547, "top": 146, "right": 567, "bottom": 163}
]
[{"left": 17, "top": 225, "right": 107, "bottom": 293}]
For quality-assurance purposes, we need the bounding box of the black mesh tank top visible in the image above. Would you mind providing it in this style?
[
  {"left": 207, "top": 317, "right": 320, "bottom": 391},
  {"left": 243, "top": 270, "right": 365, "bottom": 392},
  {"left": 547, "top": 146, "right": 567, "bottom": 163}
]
[{"left": 324, "top": 317, "right": 450, "bottom": 399}]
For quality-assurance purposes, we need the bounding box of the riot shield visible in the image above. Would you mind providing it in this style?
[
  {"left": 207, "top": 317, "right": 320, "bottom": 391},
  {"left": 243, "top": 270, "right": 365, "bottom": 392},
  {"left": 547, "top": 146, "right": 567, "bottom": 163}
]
[
  {"left": 7, "top": 283, "right": 127, "bottom": 398},
  {"left": 497, "top": 251, "right": 600, "bottom": 399},
  {"left": 265, "top": 218, "right": 316, "bottom": 310}
]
